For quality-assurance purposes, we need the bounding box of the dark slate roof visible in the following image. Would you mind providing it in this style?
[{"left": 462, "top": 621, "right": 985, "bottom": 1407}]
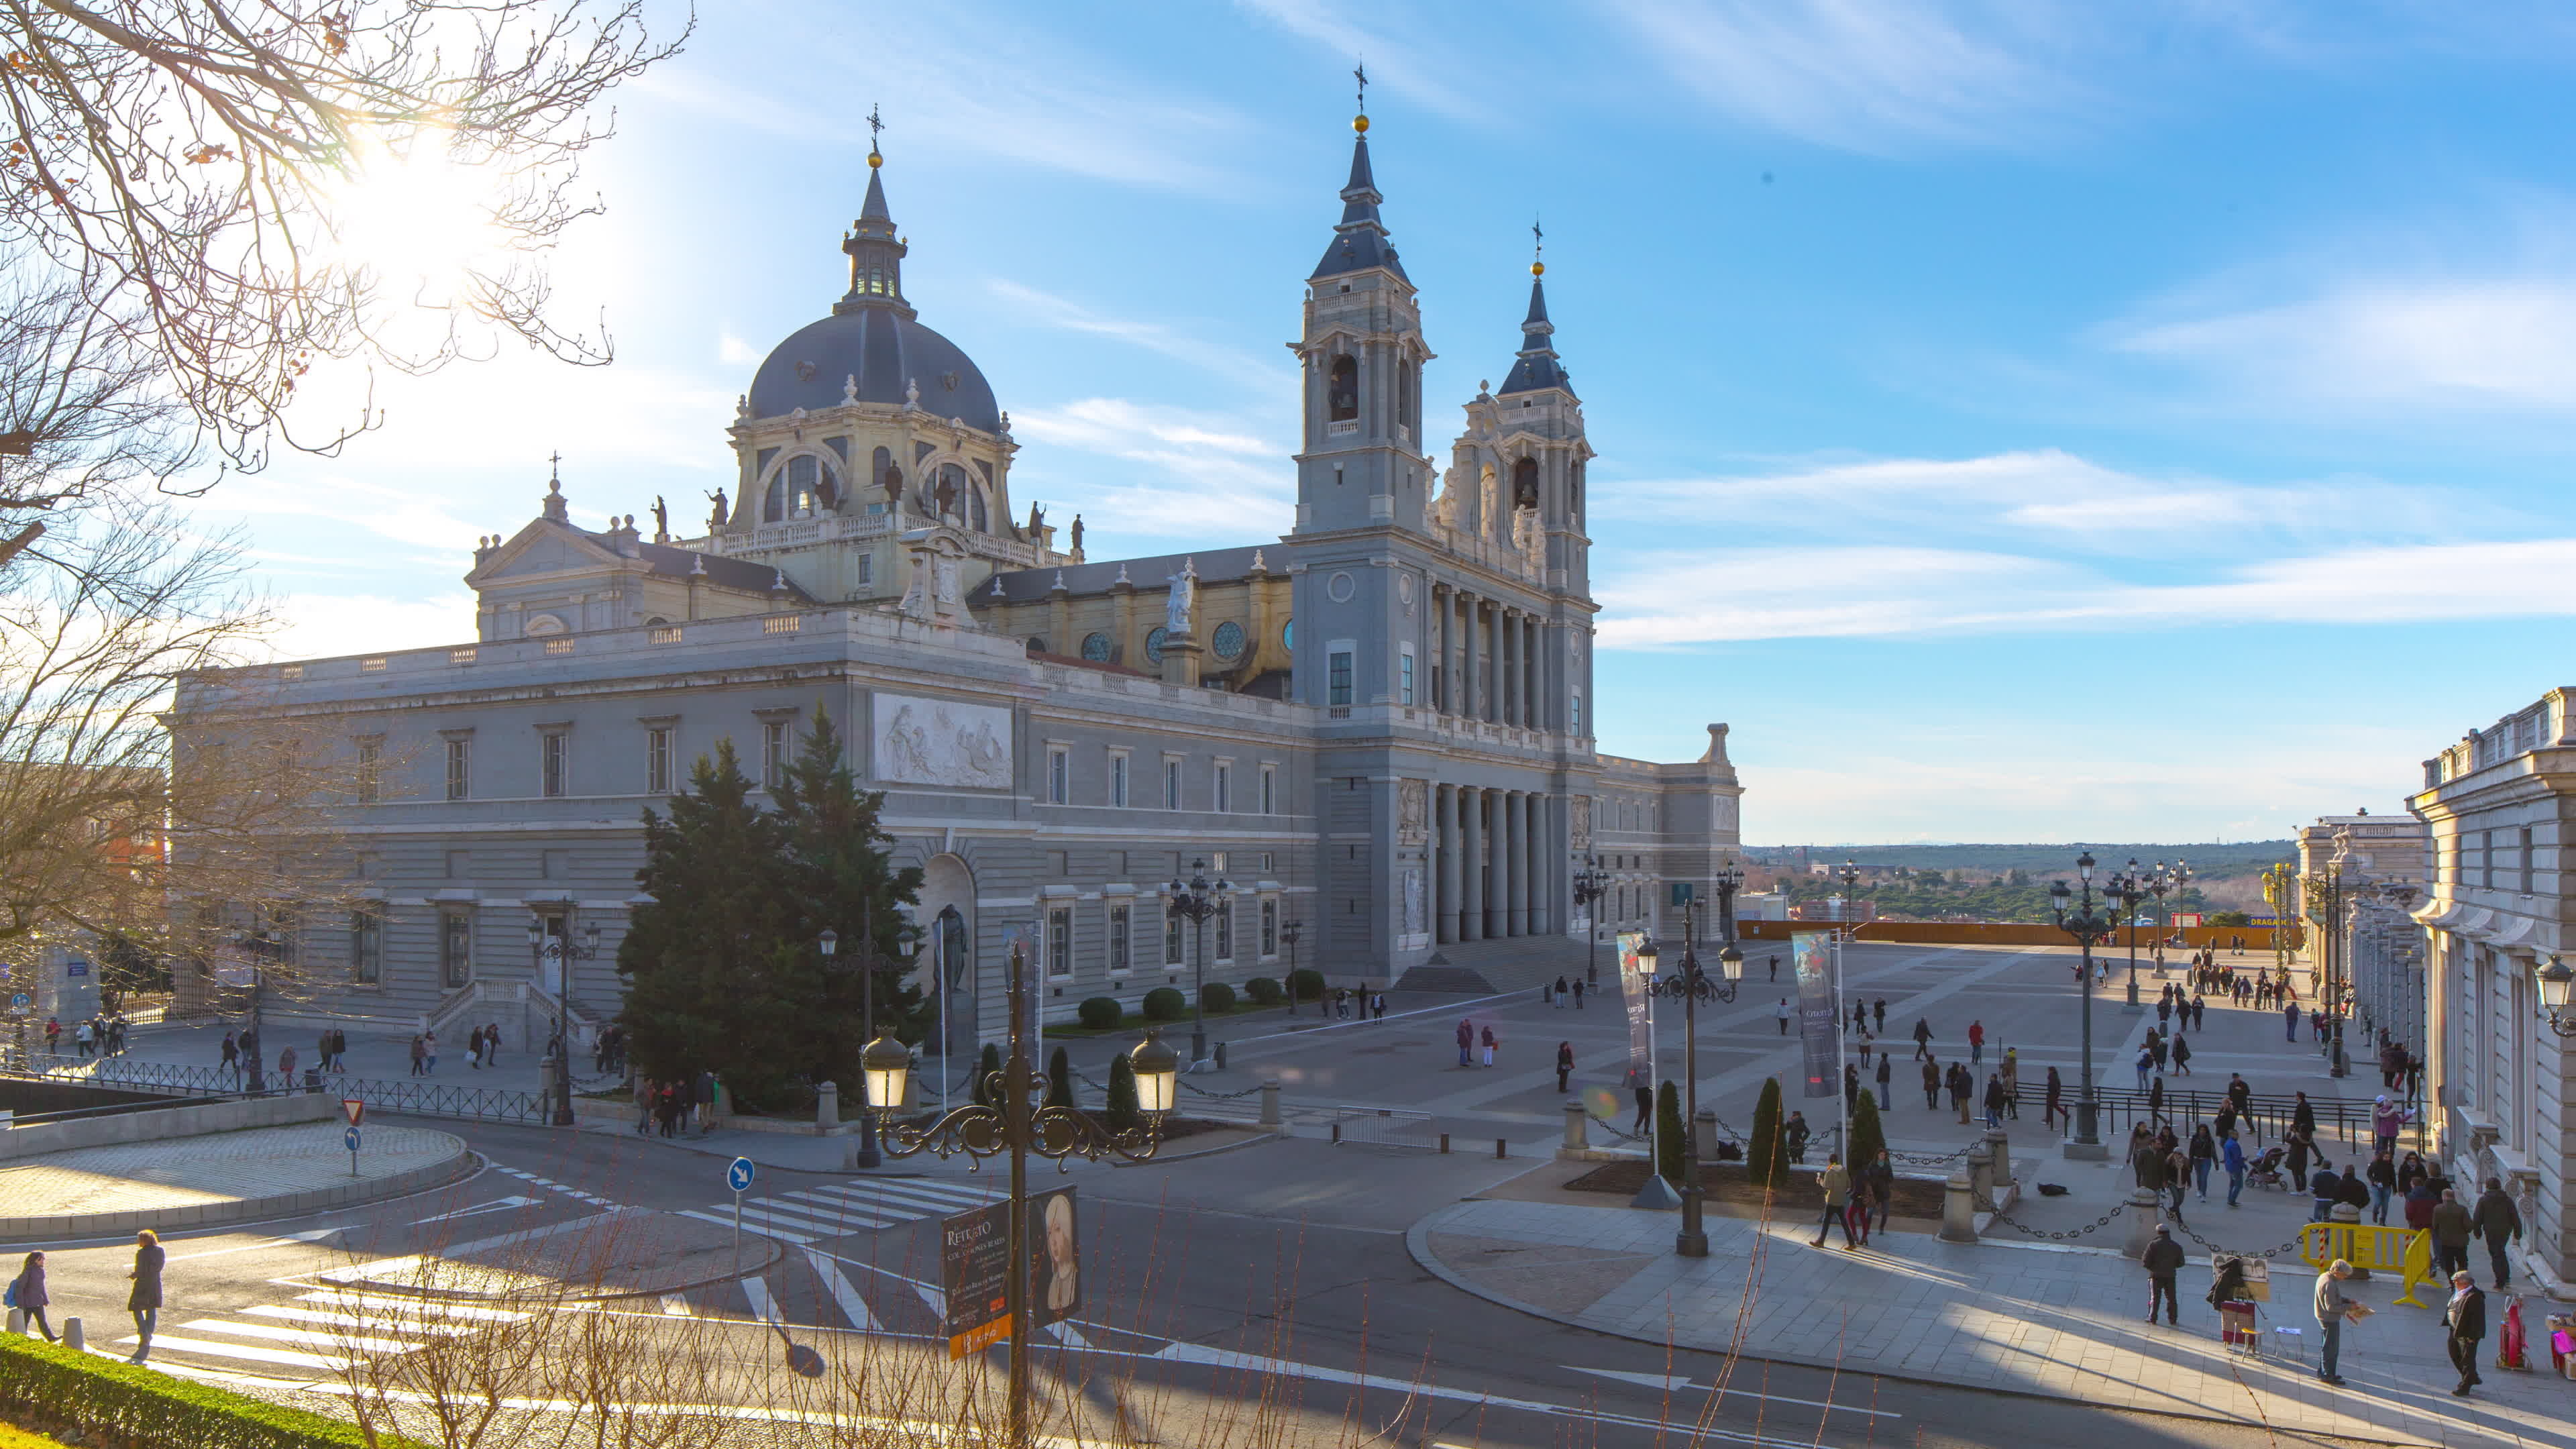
[
  {"left": 1498, "top": 276, "right": 1572, "bottom": 396},
  {"left": 623, "top": 535, "right": 818, "bottom": 602},
  {"left": 749, "top": 309, "right": 1001, "bottom": 432},
  {"left": 1310, "top": 134, "right": 1407, "bottom": 282},
  {"left": 977, "top": 544, "right": 1271, "bottom": 604}
]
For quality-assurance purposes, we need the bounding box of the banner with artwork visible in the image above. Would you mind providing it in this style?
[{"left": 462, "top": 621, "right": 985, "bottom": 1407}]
[
  {"left": 1617, "top": 929, "right": 1651, "bottom": 1087},
  {"left": 1792, "top": 930, "right": 1840, "bottom": 1099}
]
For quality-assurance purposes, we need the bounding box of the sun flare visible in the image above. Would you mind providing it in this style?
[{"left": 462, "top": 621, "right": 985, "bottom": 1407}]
[{"left": 325, "top": 136, "right": 512, "bottom": 302}]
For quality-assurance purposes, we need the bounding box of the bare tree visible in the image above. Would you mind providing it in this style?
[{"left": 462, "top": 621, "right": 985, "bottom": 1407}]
[{"left": 0, "top": 0, "right": 686, "bottom": 472}]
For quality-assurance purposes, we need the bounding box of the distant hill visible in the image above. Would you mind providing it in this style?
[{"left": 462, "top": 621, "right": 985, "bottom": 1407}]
[{"left": 1743, "top": 842, "right": 2296, "bottom": 876}]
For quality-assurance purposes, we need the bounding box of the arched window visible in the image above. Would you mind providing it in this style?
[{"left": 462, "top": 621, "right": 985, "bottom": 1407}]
[
  {"left": 1396, "top": 361, "right": 1414, "bottom": 427},
  {"left": 1327, "top": 355, "right": 1358, "bottom": 422},
  {"left": 788, "top": 455, "right": 819, "bottom": 515},
  {"left": 969, "top": 484, "right": 989, "bottom": 533},
  {"left": 763, "top": 472, "right": 786, "bottom": 523},
  {"left": 1513, "top": 457, "right": 1540, "bottom": 511}
]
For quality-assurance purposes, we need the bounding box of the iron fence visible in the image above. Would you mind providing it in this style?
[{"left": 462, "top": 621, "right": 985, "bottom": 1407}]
[{"left": 3, "top": 1052, "right": 547, "bottom": 1124}]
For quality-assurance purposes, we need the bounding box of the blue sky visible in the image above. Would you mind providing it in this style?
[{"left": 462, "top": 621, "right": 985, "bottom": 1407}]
[{"left": 209, "top": 1, "right": 2576, "bottom": 843}]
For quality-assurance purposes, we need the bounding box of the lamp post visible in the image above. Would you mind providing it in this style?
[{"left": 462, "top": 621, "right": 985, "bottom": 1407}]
[
  {"left": 2536, "top": 957, "right": 2576, "bottom": 1038},
  {"left": 2306, "top": 851, "right": 2351, "bottom": 1077},
  {"left": 1165, "top": 859, "right": 1233, "bottom": 1067},
  {"left": 2146, "top": 861, "right": 2178, "bottom": 977},
  {"left": 859, "top": 942, "right": 1179, "bottom": 1448},
  {"left": 822, "top": 918, "right": 918, "bottom": 1171},
  {"left": 1835, "top": 859, "right": 1861, "bottom": 932},
  {"left": 1572, "top": 854, "right": 1608, "bottom": 987},
  {"left": 2048, "top": 853, "right": 2118, "bottom": 1155},
  {"left": 1280, "top": 919, "right": 1304, "bottom": 1016},
  {"left": 1644, "top": 867, "right": 1745, "bottom": 1258},
  {"left": 526, "top": 916, "right": 602, "bottom": 1126},
  {"left": 2106, "top": 860, "right": 2147, "bottom": 1009}
]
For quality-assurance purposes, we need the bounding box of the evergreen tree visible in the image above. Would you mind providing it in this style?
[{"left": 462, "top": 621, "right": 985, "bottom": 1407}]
[
  {"left": 1848, "top": 1089, "right": 1888, "bottom": 1181},
  {"left": 1748, "top": 1077, "right": 1786, "bottom": 1189},
  {"left": 1655, "top": 1079, "right": 1686, "bottom": 1187},
  {"left": 1105, "top": 1053, "right": 1140, "bottom": 1131},
  {"left": 615, "top": 739, "right": 802, "bottom": 1108},
  {"left": 773, "top": 704, "right": 929, "bottom": 1086},
  {"left": 1046, "top": 1046, "right": 1075, "bottom": 1111}
]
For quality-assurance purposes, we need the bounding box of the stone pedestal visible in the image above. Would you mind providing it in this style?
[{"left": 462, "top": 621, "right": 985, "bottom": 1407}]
[
  {"left": 1982, "top": 1127, "right": 2012, "bottom": 1205},
  {"left": 1260, "top": 1079, "right": 1283, "bottom": 1129},
  {"left": 1693, "top": 1108, "right": 1717, "bottom": 1165},
  {"left": 816, "top": 1081, "right": 839, "bottom": 1131},
  {"left": 1940, "top": 1172, "right": 1980, "bottom": 1243},
  {"left": 2122, "top": 1187, "right": 2164, "bottom": 1257},
  {"left": 1161, "top": 633, "right": 1201, "bottom": 686},
  {"left": 1966, "top": 1140, "right": 1994, "bottom": 1203},
  {"left": 1562, "top": 1103, "right": 1589, "bottom": 1152}
]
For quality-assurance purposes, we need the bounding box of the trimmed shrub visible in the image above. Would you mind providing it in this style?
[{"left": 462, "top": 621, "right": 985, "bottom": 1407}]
[
  {"left": 1046, "top": 1046, "right": 1075, "bottom": 1110},
  {"left": 1105, "top": 1052, "right": 1140, "bottom": 1131},
  {"left": 1198, "top": 981, "right": 1236, "bottom": 1014},
  {"left": 971, "top": 1042, "right": 1003, "bottom": 1106},
  {"left": 1243, "top": 976, "right": 1284, "bottom": 1006},
  {"left": 1141, "top": 986, "right": 1187, "bottom": 1022},
  {"left": 1076, "top": 996, "right": 1122, "bottom": 1030},
  {"left": 0, "top": 1333, "right": 425, "bottom": 1448},
  {"left": 1748, "top": 1075, "right": 1786, "bottom": 1190},
  {"left": 1655, "top": 1079, "right": 1686, "bottom": 1187},
  {"left": 1849, "top": 1089, "right": 1888, "bottom": 1183},
  {"left": 1289, "top": 967, "right": 1326, "bottom": 1002}
]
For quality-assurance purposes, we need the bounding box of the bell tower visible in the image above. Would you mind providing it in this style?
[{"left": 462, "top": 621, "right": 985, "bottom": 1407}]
[{"left": 1290, "top": 86, "right": 1434, "bottom": 539}]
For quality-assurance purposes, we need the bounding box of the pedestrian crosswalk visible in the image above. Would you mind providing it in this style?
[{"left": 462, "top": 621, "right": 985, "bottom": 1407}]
[
  {"left": 118, "top": 1288, "right": 531, "bottom": 1376},
  {"left": 676, "top": 1175, "right": 1006, "bottom": 1244},
  {"left": 491, "top": 1163, "right": 624, "bottom": 1210}
]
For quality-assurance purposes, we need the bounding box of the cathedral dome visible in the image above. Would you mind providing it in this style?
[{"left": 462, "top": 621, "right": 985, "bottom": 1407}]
[{"left": 747, "top": 311, "right": 1000, "bottom": 432}]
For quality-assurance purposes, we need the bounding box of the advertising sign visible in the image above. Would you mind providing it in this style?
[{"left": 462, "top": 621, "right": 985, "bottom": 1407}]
[
  {"left": 941, "top": 1185, "right": 1078, "bottom": 1359},
  {"left": 1792, "top": 930, "right": 1841, "bottom": 1100},
  {"left": 1615, "top": 930, "right": 1652, "bottom": 1088}
]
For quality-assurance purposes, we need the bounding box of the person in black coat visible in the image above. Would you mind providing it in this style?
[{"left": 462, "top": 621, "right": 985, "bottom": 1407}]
[
  {"left": 9, "top": 1251, "right": 54, "bottom": 1342},
  {"left": 126, "top": 1229, "right": 164, "bottom": 1362},
  {"left": 2445, "top": 1271, "right": 2487, "bottom": 1395}
]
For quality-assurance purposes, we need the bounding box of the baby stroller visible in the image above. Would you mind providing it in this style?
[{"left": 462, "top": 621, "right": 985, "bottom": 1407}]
[{"left": 2245, "top": 1144, "right": 2288, "bottom": 1192}]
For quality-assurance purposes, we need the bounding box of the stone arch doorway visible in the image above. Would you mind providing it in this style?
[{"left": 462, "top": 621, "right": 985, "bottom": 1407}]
[{"left": 916, "top": 853, "right": 977, "bottom": 1065}]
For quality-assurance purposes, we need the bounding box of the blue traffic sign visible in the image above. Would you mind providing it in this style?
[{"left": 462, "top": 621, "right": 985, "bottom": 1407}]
[
  {"left": 726, "top": 1157, "right": 756, "bottom": 1193},
  {"left": 344, "top": 1126, "right": 362, "bottom": 1152},
  {"left": 7, "top": 993, "right": 26, "bottom": 1011}
]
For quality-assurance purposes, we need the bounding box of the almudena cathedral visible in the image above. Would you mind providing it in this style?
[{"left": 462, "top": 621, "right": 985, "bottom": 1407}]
[{"left": 170, "top": 115, "right": 1745, "bottom": 1057}]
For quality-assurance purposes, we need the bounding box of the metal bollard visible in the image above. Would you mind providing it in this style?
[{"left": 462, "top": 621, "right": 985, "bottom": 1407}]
[
  {"left": 1495, "top": 1137, "right": 1507, "bottom": 1159},
  {"left": 1439, "top": 1132, "right": 1450, "bottom": 1154},
  {"left": 1330, "top": 1121, "right": 1342, "bottom": 1144},
  {"left": 1214, "top": 1041, "right": 1230, "bottom": 1071},
  {"left": 4, "top": 1308, "right": 21, "bottom": 1336},
  {"left": 62, "top": 1317, "right": 83, "bottom": 1354},
  {"left": 1939, "top": 1171, "right": 1980, "bottom": 1243},
  {"left": 1562, "top": 1103, "right": 1588, "bottom": 1150},
  {"left": 1259, "top": 1079, "right": 1282, "bottom": 1129}
]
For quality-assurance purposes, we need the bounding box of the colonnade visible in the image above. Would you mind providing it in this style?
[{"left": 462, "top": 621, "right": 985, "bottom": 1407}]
[
  {"left": 1431, "top": 784, "right": 1556, "bottom": 945},
  {"left": 1431, "top": 583, "right": 1543, "bottom": 728}
]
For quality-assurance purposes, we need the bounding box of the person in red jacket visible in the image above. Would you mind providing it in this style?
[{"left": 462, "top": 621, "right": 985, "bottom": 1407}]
[{"left": 1968, "top": 1020, "right": 1986, "bottom": 1065}]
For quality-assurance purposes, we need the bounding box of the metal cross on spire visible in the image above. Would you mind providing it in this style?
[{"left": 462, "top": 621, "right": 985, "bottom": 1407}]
[
  {"left": 867, "top": 103, "right": 883, "bottom": 146},
  {"left": 1533, "top": 216, "right": 1544, "bottom": 261},
  {"left": 547, "top": 449, "right": 561, "bottom": 484},
  {"left": 1354, "top": 58, "right": 1367, "bottom": 113}
]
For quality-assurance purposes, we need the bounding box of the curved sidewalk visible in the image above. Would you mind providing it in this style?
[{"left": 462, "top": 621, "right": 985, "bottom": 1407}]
[
  {"left": 1410, "top": 1197, "right": 2567, "bottom": 1448},
  {"left": 0, "top": 1121, "right": 473, "bottom": 1241}
]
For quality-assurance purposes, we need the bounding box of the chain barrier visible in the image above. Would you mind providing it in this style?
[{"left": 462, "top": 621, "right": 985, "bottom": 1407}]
[
  {"left": 1068, "top": 1066, "right": 1264, "bottom": 1101},
  {"left": 1986, "top": 1197, "right": 2130, "bottom": 1242},
  {"left": 2174, "top": 1221, "right": 2309, "bottom": 1262}
]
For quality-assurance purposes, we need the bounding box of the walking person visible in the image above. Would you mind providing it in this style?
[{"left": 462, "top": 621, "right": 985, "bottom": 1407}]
[
  {"left": 1784, "top": 1111, "right": 1811, "bottom": 1165},
  {"left": 42, "top": 1018, "right": 58, "bottom": 1054},
  {"left": 409, "top": 1034, "right": 426, "bottom": 1076},
  {"left": 1983, "top": 1071, "right": 2007, "bottom": 1129},
  {"left": 2472, "top": 1177, "right": 2522, "bottom": 1289},
  {"left": 423, "top": 1028, "right": 437, "bottom": 1075},
  {"left": 2431, "top": 1188, "right": 2475, "bottom": 1279},
  {"left": 1873, "top": 1053, "right": 1891, "bottom": 1111},
  {"left": 2188, "top": 1124, "right": 2216, "bottom": 1201},
  {"left": 467, "top": 1024, "right": 484, "bottom": 1069},
  {"left": 1372, "top": 991, "right": 1387, "bottom": 1020},
  {"left": 1949, "top": 1062, "right": 1972, "bottom": 1124},
  {"left": 2134, "top": 1045, "right": 2153, "bottom": 1091},
  {"left": 220, "top": 1030, "right": 239, "bottom": 1077},
  {"left": 2170, "top": 1034, "right": 2192, "bottom": 1075},
  {"left": 1776, "top": 998, "right": 1793, "bottom": 1035},
  {"left": 8, "top": 1252, "right": 54, "bottom": 1341},
  {"left": 1810, "top": 1155, "right": 1856, "bottom": 1249},
  {"left": 1632, "top": 1083, "right": 1652, "bottom": 1134},
  {"left": 2285, "top": 1000, "right": 2301, "bottom": 1041},
  {"left": 1555, "top": 1042, "right": 1574, "bottom": 1094},
  {"left": 2000, "top": 1050, "right": 2019, "bottom": 1118},
  {"left": 2141, "top": 1224, "right": 2184, "bottom": 1326},
  {"left": 1480, "top": 1024, "right": 1497, "bottom": 1068},
  {"left": 126, "top": 1229, "right": 164, "bottom": 1363},
  {"left": 1571, "top": 979, "right": 1584, "bottom": 1009},
  {"left": 2367, "top": 1149, "right": 2397, "bottom": 1226},
  {"left": 2222, "top": 1128, "right": 2248, "bottom": 1208},
  {"left": 1911, "top": 1017, "right": 1933, "bottom": 1060},
  {"left": 1552, "top": 977, "right": 1568, "bottom": 1008},
  {"left": 2314, "top": 1258, "right": 2358, "bottom": 1385},
  {"left": 1968, "top": 1020, "right": 1984, "bottom": 1065},
  {"left": 2043, "top": 1067, "right": 2065, "bottom": 1134},
  {"left": 1921, "top": 1056, "right": 1941, "bottom": 1110},
  {"left": 1456, "top": 1018, "right": 1473, "bottom": 1069},
  {"left": 1768, "top": 954, "right": 1779, "bottom": 983},
  {"left": 2165, "top": 1141, "right": 2192, "bottom": 1222},
  {"left": 1872, "top": 998, "right": 1887, "bottom": 1034},
  {"left": 2445, "top": 1270, "right": 2487, "bottom": 1396},
  {"left": 1866, "top": 1149, "right": 1896, "bottom": 1234},
  {"left": 2371, "top": 1095, "right": 2405, "bottom": 1159}
]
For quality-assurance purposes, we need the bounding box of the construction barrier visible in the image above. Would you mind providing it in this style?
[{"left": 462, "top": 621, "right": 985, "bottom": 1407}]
[{"left": 2300, "top": 1221, "right": 2436, "bottom": 1308}]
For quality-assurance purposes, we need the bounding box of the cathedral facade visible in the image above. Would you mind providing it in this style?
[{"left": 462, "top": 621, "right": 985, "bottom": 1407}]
[{"left": 170, "top": 115, "right": 1744, "bottom": 1055}]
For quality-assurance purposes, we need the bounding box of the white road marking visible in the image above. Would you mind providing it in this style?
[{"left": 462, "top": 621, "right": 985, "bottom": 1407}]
[
  {"left": 676, "top": 1208, "right": 812, "bottom": 1244},
  {"left": 1559, "top": 1363, "right": 1902, "bottom": 1417},
  {"left": 801, "top": 1248, "right": 881, "bottom": 1332},
  {"left": 740, "top": 1275, "right": 780, "bottom": 1326},
  {"left": 413, "top": 1195, "right": 541, "bottom": 1225},
  {"left": 117, "top": 1334, "right": 360, "bottom": 1372},
  {"left": 297, "top": 1290, "right": 530, "bottom": 1324},
  {"left": 168, "top": 1228, "right": 344, "bottom": 1262},
  {"left": 659, "top": 1295, "right": 693, "bottom": 1318},
  {"left": 176, "top": 1318, "right": 421, "bottom": 1357},
  {"left": 241, "top": 1305, "right": 475, "bottom": 1337}
]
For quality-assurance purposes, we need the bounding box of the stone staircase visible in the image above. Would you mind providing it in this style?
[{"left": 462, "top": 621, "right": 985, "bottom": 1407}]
[{"left": 1396, "top": 934, "right": 1599, "bottom": 994}]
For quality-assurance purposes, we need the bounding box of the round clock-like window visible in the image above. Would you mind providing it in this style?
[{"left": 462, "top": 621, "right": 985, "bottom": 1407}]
[
  {"left": 1081, "top": 633, "right": 1112, "bottom": 661},
  {"left": 1211, "top": 621, "right": 1246, "bottom": 661},
  {"left": 1144, "top": 627, "right": 1169, "bottom": 663},
  {"left": 1282, "top": 617, "right": 1294, "bottom": 649},
  {"left": 1326, "top": 570, "right": 1356, "bottom": 602}
]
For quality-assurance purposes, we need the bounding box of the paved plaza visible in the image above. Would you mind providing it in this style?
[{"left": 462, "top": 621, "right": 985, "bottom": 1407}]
[{"left": 0, "top": 1120, "right": 470, "bottom": 1238}]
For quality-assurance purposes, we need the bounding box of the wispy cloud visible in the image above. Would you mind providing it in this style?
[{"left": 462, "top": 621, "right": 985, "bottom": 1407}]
[
  {"left": 987, "top": 280, "right": 1297, "bottom": 394},
  {"left": 266, "top": 591, "right": 478, "bottom": 662},
  {"left": 1232, "top": 0, "right": 1493, "bottom": 124},
  {"left": 1008, "top": 397, "right": 1292, "bottom": 540}
]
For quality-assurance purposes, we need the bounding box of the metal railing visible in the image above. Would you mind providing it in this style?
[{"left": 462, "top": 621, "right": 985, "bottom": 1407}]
[
  {"left": 1318, "top": 1104, "right": 1438, "bottom": 1147},
  {"left": 2047, "top": 1084, "right": 2422, "bottom": 1152},
  {"left": 3, "top": 1051, "right": 548, "bottom": 1124}
]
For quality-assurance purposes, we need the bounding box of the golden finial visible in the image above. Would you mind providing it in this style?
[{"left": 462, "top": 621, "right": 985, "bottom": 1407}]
[
  {"left": 1353, "top": 58, "right": 1368, "bottom": 133},
  {"left": 867, "top": 103, "right": 885, "bottom": 168},
  {"left": 1531, "top": 216, "right": 1544, "bottom": 276}
]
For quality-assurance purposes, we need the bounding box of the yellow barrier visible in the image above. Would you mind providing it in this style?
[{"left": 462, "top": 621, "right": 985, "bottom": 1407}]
[{"left": 2300, "top": 1222, "right": 2436, "bottom": 1307}]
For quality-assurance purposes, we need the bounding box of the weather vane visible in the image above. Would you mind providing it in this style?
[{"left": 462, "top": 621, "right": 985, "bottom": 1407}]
[{"left": 867, "top": 103, "right": 883, "bottom": 146}]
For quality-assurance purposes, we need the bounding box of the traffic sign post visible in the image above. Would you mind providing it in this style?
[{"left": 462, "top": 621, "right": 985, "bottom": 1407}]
[
  {"left": 341, "top": 1098, "right": 364, "bottom": 1128},
  {"left": 344, "top": 1125, "right": 362, "bottom": 1177},
  {"left": 727, "top": 1157, "right": 755, "bottom": 1276}
]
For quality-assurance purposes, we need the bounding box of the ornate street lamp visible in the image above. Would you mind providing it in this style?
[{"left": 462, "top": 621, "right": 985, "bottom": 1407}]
[
  {"left": 858, "top": 944, "right": 1179, "bottom": 1447},
  {"left": 1835, "top": 859, "right": 1862, "bottom": 932},
  {"left": 2535, "top": 957, "right": 2576, "bottom": 1038},
  {"left": 1280, "top": 918, "right": 1304, "bottom": 1016},
  {"left": 1643, "top": 867, "right": 1746, "bottom": 1259},
  {"left": 822, "top": 918, "right": 919, "bottom": 1170},
  {"left": 527, "top": 915, "right": 602, "bottom": 1126},
  {"left": 1572, "top": 853, "right": 1609, "bottom": 987},
  {"left": 2105, "top": 859, "right": 2147, "bottom": 1009},
  {"left": 2048, "top": 853, "right": 2119, "bottom": 1155},
  {"left": 1165, "top": 859, "right": 1233, "bottom": 1066}
]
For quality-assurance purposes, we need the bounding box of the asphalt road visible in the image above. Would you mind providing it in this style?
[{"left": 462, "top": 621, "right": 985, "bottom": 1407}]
[{"left": 23, "top": 1114, "right": 2375, "bottom": 1449}]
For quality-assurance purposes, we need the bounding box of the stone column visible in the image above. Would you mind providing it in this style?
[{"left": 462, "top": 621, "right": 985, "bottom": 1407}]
[
  {"left": 1530, "top": 794, "right": 1553, "bottom": 935},
  {"left": 1160, "top": 631, "right": 1201, "bottom": 686},
  {"left": 1436, "top": 784, "right": 1459, "bottom": 945},
  {"left": 1483, "top": 792, "right": 1507, "bottom": 939},
  {"left": 1459, "top": 788, "right": 1483, "bottom": 943},
  {"left": 1525, "top": 615, "right": 1541, "bottom": 725},
  {"left": 1499, "top": 607, "right": 1519, "bottom": 726},
  {"left": 1449, "top": 590, "right": 1466, "bottom": 716},
  {"left": 1507, "top": 791, "right": 1529, "bottom": 936}
]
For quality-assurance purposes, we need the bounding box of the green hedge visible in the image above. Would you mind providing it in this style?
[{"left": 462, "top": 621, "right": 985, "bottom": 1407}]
[
  {"left": 1076, "top": 996, "right": 1122, "bottom": 1029},
  {"left": 1242, "top": 976, "right": 1283, "bottom": 1006},
  {"left": 0, "top": 1334, "right": 423, "bottom": 1449},
  {"left": 1140, "top": 986, "right": 1187, "bottom": 1021},
  {"left": 1289, "top": 967, "right": 1325, "bottom": 1001},
  {"left": 1197, "top": 981, "right": 1236, "bottom": 1014}
]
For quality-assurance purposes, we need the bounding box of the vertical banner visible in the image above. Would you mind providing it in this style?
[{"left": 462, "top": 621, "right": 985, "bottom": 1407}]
[
  {"left": 1617, "top": 929, "right": 1651, "bottom": 1088},
  {"left": 942, "top": 1185, "right": 1078, "bottom": 1360},
  {"left": 1792, "top": 930, "right": 1840, "bottom": 1100}
]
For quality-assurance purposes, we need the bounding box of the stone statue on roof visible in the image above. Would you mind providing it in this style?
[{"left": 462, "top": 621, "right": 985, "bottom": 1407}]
[
  {"left": 706, "top": 490, "right": 729, "bottom": 530},
  {"left": 1165, "top": 556, "right": 1197, "bottom": 635},
  {"left": 651, "top": 495, "right": 669, "bottom": 542}
]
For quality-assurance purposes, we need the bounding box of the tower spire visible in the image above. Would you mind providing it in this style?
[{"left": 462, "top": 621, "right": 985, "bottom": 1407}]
[
  {"left": 840, "top": 105, "right": 910, "bottom": 315},
  {"left": 1497, "top": 224, "right": 1568, "bottom": 397},
  {"left": 1309, "top": 67, "right": 1405, "bottom": 282}
]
